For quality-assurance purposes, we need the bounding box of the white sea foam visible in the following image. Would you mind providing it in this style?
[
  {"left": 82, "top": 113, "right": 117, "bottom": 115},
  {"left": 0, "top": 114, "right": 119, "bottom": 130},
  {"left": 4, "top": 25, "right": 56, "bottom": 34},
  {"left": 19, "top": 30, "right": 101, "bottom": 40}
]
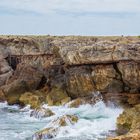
[
  {"left": 0, "top": 101, "right": 123, "bottom": 140},
  {"left": 42, "top": 101, "right": 123, "bottom": 139}
]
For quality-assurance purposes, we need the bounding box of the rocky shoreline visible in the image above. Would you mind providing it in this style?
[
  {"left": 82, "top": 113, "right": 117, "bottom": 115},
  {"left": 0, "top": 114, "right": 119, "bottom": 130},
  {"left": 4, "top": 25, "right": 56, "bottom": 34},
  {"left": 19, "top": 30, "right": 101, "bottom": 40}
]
[{"left": 1, "top": 35, "right": 140, "bottom": 139}]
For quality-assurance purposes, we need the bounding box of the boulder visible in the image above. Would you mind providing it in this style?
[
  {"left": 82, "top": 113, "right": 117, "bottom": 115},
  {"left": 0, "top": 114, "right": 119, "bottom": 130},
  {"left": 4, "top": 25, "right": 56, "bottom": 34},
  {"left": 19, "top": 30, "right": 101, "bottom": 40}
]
[
  {"left": 46, "top": 87, "right": 70, "bottom": 106},
  {"left": 108, "top": 104, "right": 140, "bottom": 140},
  {"left": 117, "top": 104, "right": 140, "bottom": 134},
  {"left": 3, "top": 80, "right": 29, "bottom": 105},
  {"left": 67, "top": 98, "right": 86, "bottom": 108},
  {"left": 30, "top": 107, "right": 55, "bottom": 118},
  {"left": 19, "top": 91, "right": 45, "bottom": 108},
  {"left": 67, "top": 93, "right": 102, "bottom": 108},
  {"left": 2, "top": 65, "right": 44, "bottom": 105},
  {"left": 33, "top": 115, "right": 78, "bottom": 139}
]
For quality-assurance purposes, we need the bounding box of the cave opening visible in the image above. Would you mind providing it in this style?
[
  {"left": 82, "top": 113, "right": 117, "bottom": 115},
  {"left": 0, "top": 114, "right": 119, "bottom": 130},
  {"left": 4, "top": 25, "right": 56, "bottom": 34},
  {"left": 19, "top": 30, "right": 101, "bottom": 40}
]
[{"left": 6, "top": 55, "right": 20, "bottom": 70}]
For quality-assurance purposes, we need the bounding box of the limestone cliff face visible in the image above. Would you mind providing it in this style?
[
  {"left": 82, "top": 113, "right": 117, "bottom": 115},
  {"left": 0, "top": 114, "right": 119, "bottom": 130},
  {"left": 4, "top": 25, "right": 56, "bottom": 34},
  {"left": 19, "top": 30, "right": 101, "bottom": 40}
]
[{"left": 0, "top": 35, "right": 140, "bottom": 105}]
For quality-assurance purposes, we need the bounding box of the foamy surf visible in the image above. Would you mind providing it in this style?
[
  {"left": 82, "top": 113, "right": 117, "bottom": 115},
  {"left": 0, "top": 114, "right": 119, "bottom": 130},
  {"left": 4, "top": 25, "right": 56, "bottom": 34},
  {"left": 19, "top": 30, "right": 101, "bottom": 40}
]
[{"left": 0, "top": 101, "right": 123, "bottom": 140}]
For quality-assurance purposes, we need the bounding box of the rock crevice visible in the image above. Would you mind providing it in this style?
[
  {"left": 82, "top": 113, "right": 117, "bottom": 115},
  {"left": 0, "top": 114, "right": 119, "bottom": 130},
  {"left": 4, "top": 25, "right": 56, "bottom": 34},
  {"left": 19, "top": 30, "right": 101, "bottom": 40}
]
[{"left": 0, "top": 36, "right": 140, "bottom": 106}]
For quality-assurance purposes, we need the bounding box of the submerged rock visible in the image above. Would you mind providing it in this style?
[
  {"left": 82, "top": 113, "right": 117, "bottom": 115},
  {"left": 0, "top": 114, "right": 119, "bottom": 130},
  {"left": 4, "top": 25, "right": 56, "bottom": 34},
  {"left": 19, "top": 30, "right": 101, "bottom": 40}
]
[
  {"left": 67, "top": 98, "right": 86, "bottom": 108},
  {"left": 30, "top": 107, "right": 55, "bottom": 118},
  {"left": 33, "top": 115, "right": 78, "bottom": 139},
  {"left": 67, "top": 93, "right": 102, "bottom": 108}
]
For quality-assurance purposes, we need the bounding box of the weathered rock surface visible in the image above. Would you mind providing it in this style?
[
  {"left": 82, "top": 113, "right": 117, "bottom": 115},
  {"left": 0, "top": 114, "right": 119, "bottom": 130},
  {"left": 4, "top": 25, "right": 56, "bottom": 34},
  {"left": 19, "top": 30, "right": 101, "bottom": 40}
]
[
  {"left": 6, "top": 64, "right": 43, "bottom": 87},
  {"left": 19, "top": 91, "right": 45, "bottom": 108},
  {"left": 118, "top": 61, "right": 140, "bottom": 92},
  {"left": 56, "top": 37, "right": 140, "bottom": 65},
  {"left": 0, "top": 89, "right": 6, "bottom": 101},
  {"left": 92, "top": 64, "right": 123, "bottom": 93},
  {"left": 103, "top": 93, "right": 140, "bottom": 107},
  {"left": 0, "top": 36, "right": 140, "bottom": 106},
  {"left": 67, "top": 92, "right": 102, "bottom": 108},
  {"left": 117, "top": 104, "right": 140, "bottom": 133},
  {"left": 30, "top": 107, "right": 55, "bottom": 118},
  {"left": 33, "top": 115, "right": 78, "bottom": 139},
  {"left": 0, "top": 58, "right": 13, "bottom": 87},
  {"left": 1, "top": 65, "right": 44, "bottom": 105},
  {"left": 65, "top": 66, "right": 95, "bottom": 98},
  {"left": 2, "top": 80, "right": 29, "bottom": 105},
  {"left": 108, "top": 130, "right": 140, "bottom": 140},
  {"left": 109, "top": 104, "right": 140, "bottom": 140},
  {"left": 46, "top": 87, "right": 70, "bottom": 106},
  {"left": 1, "top": 36, "right": 140, "bottom": 139}
]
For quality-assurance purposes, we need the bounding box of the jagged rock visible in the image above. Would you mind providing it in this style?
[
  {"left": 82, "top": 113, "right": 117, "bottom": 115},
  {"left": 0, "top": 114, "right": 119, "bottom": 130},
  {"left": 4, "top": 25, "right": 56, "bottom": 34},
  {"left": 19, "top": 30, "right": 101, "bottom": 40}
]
[
  {"left": 3, "top": 80, "right": 29, "bottom": 105},
  {"left": 2, "top": 65, "right": 44, "bottom": 105},
  {"left": 46, "top": 87, "right": 70, "bottom": 106},
  {"left": 33, "top": 115, "right": 78, "bottom": 139},
  {"left": 30, "top": 107, "right": 55, "bottom": 118},
  {"left": 0, "top": 45, "right": 9, "bottom": 60},
  {"left": 108, "top": 130, "right": 140, "bottom": 140},
  {"left": 108, "top": 104, "right": 140, "bottom": 140},
  {"left": 92, "top": 65, "right": 123, "bottom": 93},
  {"left": 61, "top": 97, "right": 71, "bottom": 105},
  {"left": 1, "top": 36, "right": 140, "bottom": 65},
  {"left": 33, "top": 127, "right": 57, "bottom": 139},
  {"left": 1, "top": 36, "right": 140, "bottom": 106},
  {"left": 57, "top": 37, "right": 140, "bottom": 65},
  {"left": 0, "top": 59, "right": 13, "bottom": 86},
  {"left": 0, "top": 89, "right": 5, "bottom": 101},
  {"left": 65, "top": 67, "right": 95, "bottom": 98},
  {"left": 67, "top": 98, "right": 86, "bottom": 108},
  {"left": 6, "top": 64, "right": 43, "bottom": 89},
  {"left": 127, "top": 94, "right": 140, "bottom": 106},
  {"left": 19, "top": 91, "right": 45, "bottom": 108},
  {"left": 103, "top": 93, "right": 140, "bottom": 107},
  {"left": 117, "top": 104, "right": 140, "bottom": 134},
  {"left": 117, "top": 61, "right": 140, "bottom": 92},
  {"left": 67, "top": 92, "right": 102, "bottom": 108}
]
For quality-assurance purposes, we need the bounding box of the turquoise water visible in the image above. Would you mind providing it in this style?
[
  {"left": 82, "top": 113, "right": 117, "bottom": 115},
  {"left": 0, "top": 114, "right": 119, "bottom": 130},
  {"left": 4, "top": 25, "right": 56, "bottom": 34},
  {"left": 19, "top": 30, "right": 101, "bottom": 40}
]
[{"left": 0, "top": 102, "right": 123, "bottom": 140}]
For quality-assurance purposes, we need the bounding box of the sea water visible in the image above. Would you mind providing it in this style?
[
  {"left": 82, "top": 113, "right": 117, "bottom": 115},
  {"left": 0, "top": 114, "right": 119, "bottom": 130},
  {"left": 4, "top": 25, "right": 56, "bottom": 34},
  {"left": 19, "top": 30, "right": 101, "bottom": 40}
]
[{"left": 0, "top": 101, "right": 123, "bottom": 140}]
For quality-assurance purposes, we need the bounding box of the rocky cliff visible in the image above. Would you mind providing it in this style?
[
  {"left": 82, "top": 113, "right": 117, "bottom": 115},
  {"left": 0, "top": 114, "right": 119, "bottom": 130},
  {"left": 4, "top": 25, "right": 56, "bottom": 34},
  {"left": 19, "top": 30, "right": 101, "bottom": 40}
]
[
  {"left": 0, "top": 35, "right": 140, "bottom": 105},
  {"left": 1, "top": 35, "right": 140, "bottom": 139}
]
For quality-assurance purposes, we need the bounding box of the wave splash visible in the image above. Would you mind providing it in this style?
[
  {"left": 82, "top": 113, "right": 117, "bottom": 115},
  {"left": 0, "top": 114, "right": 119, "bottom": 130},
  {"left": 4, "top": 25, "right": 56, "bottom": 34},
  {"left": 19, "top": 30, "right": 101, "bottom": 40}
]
[{"left": 0, "top": 101, "right": 123, "bottom": 140}]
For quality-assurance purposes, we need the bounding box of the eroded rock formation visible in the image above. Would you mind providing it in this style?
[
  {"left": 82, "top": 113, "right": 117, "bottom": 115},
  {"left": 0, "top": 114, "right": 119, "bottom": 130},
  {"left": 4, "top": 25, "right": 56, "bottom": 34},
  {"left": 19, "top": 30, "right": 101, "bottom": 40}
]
[
  {"left": 1, "top": 35, "right": 140, "bottom": 139},
  {"left": 0, "top": 35, "right": 140, "bottom": 106},
  {"left": 108, "top": 104, "right": 140, "bottom": 140}
]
